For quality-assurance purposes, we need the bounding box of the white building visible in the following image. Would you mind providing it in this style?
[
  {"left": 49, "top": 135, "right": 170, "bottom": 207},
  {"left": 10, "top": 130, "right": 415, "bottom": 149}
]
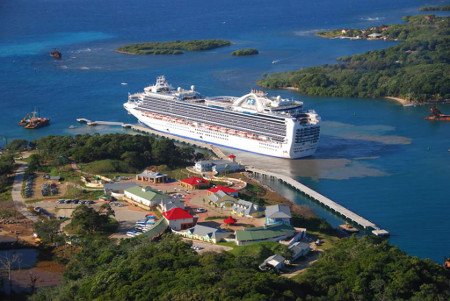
[{"left": 123, "top": 186, "right": 170, "bottom": 209}]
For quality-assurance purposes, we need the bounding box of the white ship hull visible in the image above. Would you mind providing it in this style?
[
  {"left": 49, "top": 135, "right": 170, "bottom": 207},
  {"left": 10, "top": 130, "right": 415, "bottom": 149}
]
[{"left": 125, "top": 104, "right": 318, "bottom": 159}]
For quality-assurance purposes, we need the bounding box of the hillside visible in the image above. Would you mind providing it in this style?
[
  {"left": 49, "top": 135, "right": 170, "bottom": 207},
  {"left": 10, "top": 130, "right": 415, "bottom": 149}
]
[{"left": 258, "top": 15, "right": 450, "bottom": 102}]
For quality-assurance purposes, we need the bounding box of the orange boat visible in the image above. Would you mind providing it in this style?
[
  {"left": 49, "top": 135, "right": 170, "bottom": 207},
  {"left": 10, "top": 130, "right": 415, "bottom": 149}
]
[
  {"left": 425, "top": 106, "right": 450, "bottom": 121},
  {"left": 19, "top": 111, "right": 50, "bottom": 129}
]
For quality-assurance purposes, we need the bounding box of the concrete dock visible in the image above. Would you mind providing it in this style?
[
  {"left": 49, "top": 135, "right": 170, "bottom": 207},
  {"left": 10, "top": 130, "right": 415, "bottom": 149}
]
[{"left": 247, "top": 167, "right": 389, "bottom": 236}]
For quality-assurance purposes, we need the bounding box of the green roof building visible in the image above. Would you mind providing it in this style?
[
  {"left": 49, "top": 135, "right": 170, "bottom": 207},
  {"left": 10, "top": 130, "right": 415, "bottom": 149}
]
[
  {"left": 235, "top": 223, "right": 296, "bottom": 246},
  {"left": 124, "top": 186, "right": 169, "bottom": 209}
]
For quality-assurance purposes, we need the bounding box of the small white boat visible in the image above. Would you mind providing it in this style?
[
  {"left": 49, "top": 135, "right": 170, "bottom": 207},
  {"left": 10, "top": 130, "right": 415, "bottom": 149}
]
[{"left": 121, "top": 82, "right": 128, "bottom": 86}]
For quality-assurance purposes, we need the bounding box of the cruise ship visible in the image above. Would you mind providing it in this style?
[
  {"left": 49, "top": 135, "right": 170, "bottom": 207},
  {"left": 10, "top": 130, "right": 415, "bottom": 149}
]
[{"left": 124, "top": 76, "right": 320, "bottom": 159}]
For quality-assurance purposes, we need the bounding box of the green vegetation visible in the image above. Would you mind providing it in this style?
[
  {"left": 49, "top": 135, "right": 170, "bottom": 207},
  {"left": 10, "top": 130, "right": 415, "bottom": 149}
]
[
  {"left": 0, "top": 153, "right": 15, "bottom": 200},
  {"left": 259, "top": 15, "right": 450, "bottom": 102},
  {"left": 117, "top": 39, "right": 231, "bottom": 55},
  {"left": 32, "top": 235, "right": 297, "bottom": 300},
  {"left": 6, "top": 139, "right": 31, "bottom": 152},
  {"left": 238, "top": 182, "right": 266, "bottom": 206},
  {"left": 291, "top": 214, "right": 335, "bottom": 235},
  {"left": 31, "top": 234, "right": 450, "bottom": 300},
  {"left": 293, "top": 236, "right": 450, "bottom": 300},
  {"left": 34, "top": 134, "right": 201, "bottom": 172},
  {"left": 64, "top": 204, "right": 118, "bottom": 236},
  {"left": 64, "top": 184, "right": 104, "bottom": 201},
  {"left": 230, "top": 241, "right": 292, "bottom": 263},
  {"left": 34, "top": 219, "right": 65, "bottom": 246},
  {"left": 419, "top": 5, "right": 450, "bottom": 11},
  {"left": 232, "top": 48, "right": 259, "bottom": 56}
]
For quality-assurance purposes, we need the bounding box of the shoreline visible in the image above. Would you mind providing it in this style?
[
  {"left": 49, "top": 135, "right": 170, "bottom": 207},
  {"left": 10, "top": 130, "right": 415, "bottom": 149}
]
[{"left": 384, "top": 96, "right": 415, "bottom": 106}]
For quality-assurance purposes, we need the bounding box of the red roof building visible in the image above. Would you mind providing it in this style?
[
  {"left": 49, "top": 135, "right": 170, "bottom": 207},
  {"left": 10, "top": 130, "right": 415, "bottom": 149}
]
[
  {"left": 180, "top": 177, "right": 210, "bottom": 189},
  {"left": 162, "top": 208, "right": 195, "bottom": 230},
  {"left": 208, "top": 185, "right": 238, "bottom": 197}
]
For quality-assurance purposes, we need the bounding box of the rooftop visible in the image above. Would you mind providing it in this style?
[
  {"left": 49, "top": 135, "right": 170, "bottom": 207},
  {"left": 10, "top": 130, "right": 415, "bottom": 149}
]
[
  {"left": 137, "top": 170, "right": 167, "bottom": 178},
  {"left": 235, "top": 223, "right": 295, "bottom": 241},
  {"left": 265, "top": 204, "right": 292, "bottom": 219},
  {"left": 208, "top": 185, "right": 238, "bottom": 194},
  {"left": 163, "top": 208, "right": 193, "bottom": 220},
  {"left": 181, "top": 177, "right": 209, "bottom": 186},
  {"left": 124, "top": 185, "right": 167, "bottom": 202}
]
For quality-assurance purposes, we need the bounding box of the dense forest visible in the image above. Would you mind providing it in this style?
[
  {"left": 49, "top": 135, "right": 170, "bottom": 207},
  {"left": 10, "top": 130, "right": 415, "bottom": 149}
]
[
  {"left": 117, "top": 40, "right": 231, "bottom": 55},
  {"left": 31, "top": 235, "right": 450, "bottom": 300},
  {"left": 32, "top": 134, "right": 202, "bottom": 172},
  {"left": 419, "top": 5, "right": 450, "bottom": 11},
  {"left": 258, "top": 15, "right": 450, "bottom": 102}
]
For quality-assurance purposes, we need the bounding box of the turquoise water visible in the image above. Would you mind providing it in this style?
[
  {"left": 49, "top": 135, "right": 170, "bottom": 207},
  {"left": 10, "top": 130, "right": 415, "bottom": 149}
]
[{"left": 0, "top": 0, "right": 449, "bottom": 261}]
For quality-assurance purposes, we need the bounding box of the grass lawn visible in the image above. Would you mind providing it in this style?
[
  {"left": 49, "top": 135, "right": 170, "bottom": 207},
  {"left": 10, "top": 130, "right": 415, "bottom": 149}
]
[{"left": 307, "top": 230, "right": 340, "bottom": 251}]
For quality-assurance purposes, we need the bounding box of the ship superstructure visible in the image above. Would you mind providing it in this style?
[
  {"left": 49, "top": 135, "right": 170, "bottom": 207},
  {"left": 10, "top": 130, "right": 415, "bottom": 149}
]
[{"left": 124, "top": 76, "right": 320, "bottom": 159}]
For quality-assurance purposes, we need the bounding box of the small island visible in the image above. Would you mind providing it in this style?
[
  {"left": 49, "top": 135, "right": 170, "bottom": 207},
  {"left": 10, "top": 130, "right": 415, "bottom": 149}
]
[
  {"left": 231, "top": 48, "right": 259, "bottom": 56},
  {"left": 419, "top": 5, "right": 450, "bottom": 11},
  {"left": 258, "top": 15, "right": 450, "bottom": 104},
  {"left": 117, "top": 39, "right": 231, "bottom": 55}
]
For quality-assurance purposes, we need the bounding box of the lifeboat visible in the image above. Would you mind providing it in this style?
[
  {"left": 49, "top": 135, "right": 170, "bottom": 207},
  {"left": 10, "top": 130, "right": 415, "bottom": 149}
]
[
  {"left": 219, "top": 127, "right": 228, "bottom": 133},
  {"left": 259, "top": 135, "right": 268, "bottom": 141},
  {"left": 238, "top": 131, "right": 247, "bottom": 137}
]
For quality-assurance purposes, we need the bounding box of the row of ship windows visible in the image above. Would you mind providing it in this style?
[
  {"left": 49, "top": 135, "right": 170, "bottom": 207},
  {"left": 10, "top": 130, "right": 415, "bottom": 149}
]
[
  {"left": 140, "top": 102, "right": 287, "bottom": 140},
  {"left": 196, "top": 129, "right": 228, "bottom": 137},
  {"left": 296, "top": 129, "right": 320, "bottom": 134},
  {"left": 202, "top": 133, "right": 228, "bottom": 140},
  {"left": 293, "top": 146, "right": 316, "bottom": 153},
  {"left": 295, "top": 139, "right": 319, "bottom": 144}
]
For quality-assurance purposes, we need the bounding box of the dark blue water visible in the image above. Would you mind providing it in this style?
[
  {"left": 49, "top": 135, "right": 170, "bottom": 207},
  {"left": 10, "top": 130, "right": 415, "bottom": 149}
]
[
  {"left": 0, "top": 248, "right": 38, "bottom": 269},
  {"left": 1, "top": 0, "right": 449, "bottom": 261}
]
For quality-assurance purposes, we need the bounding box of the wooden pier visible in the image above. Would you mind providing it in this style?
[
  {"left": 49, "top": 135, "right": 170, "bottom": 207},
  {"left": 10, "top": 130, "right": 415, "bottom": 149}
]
[{"left": 247, "top": 167, "right": 389, "bottom": 236}]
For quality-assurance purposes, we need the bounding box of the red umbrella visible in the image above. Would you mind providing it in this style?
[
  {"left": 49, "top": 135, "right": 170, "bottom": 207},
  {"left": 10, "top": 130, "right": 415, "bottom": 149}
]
[{"left": 224, "top": 216, "right": 237, "bottom": 225}]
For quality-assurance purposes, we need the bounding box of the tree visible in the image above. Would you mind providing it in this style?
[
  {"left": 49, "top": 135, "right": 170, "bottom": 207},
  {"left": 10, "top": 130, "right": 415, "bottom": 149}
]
[
  {"left": 66, "top": 205, "right": 118, "bottom": 236},
  {"left": 33, "top": 219, "right": 65, "bottom": 246}
]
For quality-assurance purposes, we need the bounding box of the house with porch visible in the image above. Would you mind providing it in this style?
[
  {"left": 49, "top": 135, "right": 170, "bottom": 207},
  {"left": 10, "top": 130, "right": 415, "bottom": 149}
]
[
  {"left": 174, "top": 224, "right": 231, "bottom": 244},
  {"left": 231, "top": 199, "right": 264, "bottom": 218},
  {"left": 265, "top": 204, "right": 292, "bottom": 225},
  {"left": 162, "top": 208, "right": 195, "bottom": 230}
]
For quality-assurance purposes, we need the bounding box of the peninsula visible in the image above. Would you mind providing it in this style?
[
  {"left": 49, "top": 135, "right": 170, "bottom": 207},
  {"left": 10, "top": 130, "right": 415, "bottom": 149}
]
[
  {"left": 117, "top": 39, "right": 231, "bottom": 55},
  {"left": 258, "top": 15, "right": 450, "bottom": 104}
]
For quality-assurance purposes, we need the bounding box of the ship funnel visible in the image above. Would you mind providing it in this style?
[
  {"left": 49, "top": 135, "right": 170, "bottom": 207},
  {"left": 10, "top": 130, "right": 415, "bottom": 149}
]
[
  {"left": 191, "top": 85, "right": 195, "bottom": 91},
  {"left": 177, "top": 87, "right": 182, "bottom": 92}
]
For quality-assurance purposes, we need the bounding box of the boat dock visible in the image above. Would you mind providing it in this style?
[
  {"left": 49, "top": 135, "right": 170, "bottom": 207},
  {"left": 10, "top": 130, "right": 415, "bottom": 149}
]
[{"left": 246, "top": 167, "right": 389, "bottom": 236}]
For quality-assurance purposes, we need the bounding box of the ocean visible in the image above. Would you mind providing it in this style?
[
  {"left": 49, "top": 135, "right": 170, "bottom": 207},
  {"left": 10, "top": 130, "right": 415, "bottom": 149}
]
[{"left": 1, "top": 0, "right": 449, "bottom": 261}]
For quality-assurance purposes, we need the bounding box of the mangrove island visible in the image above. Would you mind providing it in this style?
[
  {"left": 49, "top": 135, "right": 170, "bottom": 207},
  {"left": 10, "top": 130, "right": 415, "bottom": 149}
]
[{"left": 117, "top": 39, "right": 231, "bottom": 55}]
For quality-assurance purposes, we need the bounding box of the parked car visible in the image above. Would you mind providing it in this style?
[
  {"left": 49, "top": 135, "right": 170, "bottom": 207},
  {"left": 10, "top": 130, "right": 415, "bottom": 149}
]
[{"left": 194, "top": 208, "right": 207, "bottom": 213}]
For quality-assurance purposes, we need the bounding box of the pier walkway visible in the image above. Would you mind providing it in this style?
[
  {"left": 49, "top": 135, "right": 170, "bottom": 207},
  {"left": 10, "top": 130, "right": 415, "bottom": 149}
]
[{"left": 246, "top": 167, "right": 389, "bottom": 236}]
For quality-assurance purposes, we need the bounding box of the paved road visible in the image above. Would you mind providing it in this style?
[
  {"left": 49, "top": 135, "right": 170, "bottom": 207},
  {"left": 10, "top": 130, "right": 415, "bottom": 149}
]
[
  {"left": 11, "top": 162, "right": 38, "bottom": 222},
  {"left": 182, "top": 238, "right": 233, "bottom": 254}
]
